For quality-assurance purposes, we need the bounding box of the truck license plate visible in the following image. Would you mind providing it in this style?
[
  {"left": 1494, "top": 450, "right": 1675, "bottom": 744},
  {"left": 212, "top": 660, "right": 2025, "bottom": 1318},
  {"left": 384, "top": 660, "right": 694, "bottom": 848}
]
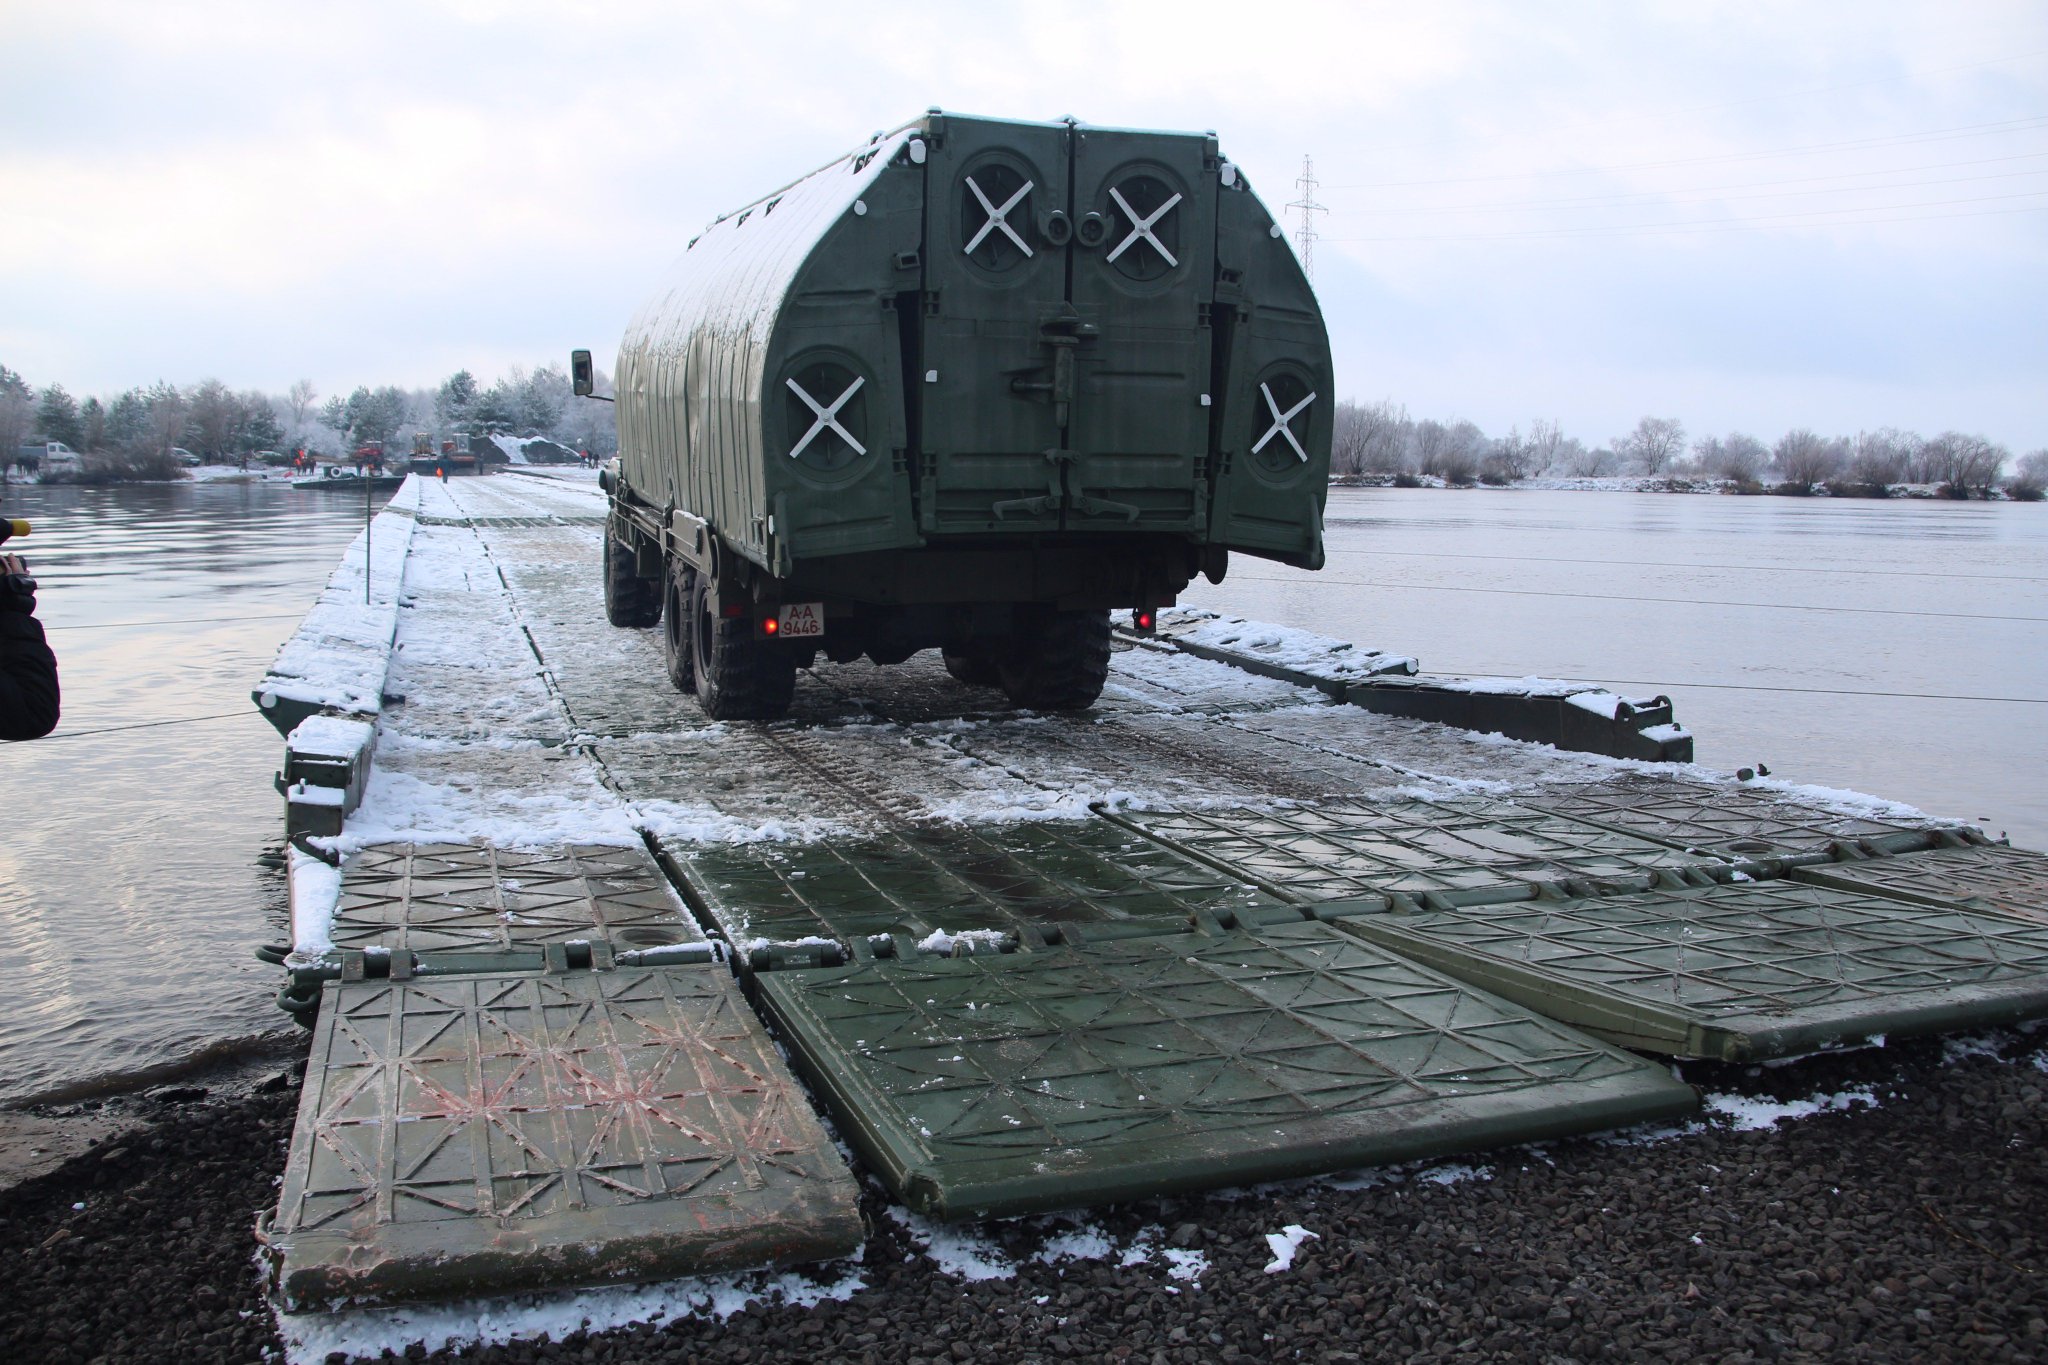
[{"left": 778, "top": 602, "right": 825, "bottom": 638}]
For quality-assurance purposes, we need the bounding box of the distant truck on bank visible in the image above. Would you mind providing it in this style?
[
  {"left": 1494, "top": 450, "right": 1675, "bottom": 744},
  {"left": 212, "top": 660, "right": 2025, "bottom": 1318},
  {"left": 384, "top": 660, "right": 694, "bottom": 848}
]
[
  {"left": 13, "top": 441, "right": 78, "bottom": 474},
  {"left": 576, "top": 110, "right": 1332, "bottom": 720}
]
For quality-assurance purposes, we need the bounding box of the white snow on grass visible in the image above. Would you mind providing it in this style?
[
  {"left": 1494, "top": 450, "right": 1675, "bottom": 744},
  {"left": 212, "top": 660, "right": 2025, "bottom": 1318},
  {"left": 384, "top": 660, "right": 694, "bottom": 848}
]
[
  {"left": 273, "top": 1259, "right": 865, "bottom": 1365},
  {"left": 1261, "top": 1224, "right": 1320, "bottom": 1274}
]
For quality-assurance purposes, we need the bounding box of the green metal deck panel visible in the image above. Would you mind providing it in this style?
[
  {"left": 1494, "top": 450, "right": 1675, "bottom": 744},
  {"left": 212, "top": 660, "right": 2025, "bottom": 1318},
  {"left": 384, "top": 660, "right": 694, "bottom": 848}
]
[
  {"left": 670, "top": 818, "right": 1287, "bottom": 947},
  {"left": 1793, "top": 844, "right": 2048, "bottom": 924},
  {"left": 329, "top": 843, "right": 702, "bottom": 955},
  {"left": 1524, "top": 777, "right": 1923, "bottom": 857},
  {"left": 1110, "top": 798, "right": 1728, "bottom": 907},
  {"left": 265, "top": 966, "right": 861, "bottom": 1311},
  {"left": 754, "top": 920, "right": 1697, "bottom": 1220},
  {"left": 1325, "top": 879, "right": 2048, "bottom": 1061}
]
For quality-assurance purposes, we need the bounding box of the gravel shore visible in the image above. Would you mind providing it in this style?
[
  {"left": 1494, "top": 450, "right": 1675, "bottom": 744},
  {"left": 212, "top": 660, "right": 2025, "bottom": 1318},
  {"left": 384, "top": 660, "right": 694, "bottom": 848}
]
[{"left": 3, "top": 1026, "right": 2043, "bottom": 1364}]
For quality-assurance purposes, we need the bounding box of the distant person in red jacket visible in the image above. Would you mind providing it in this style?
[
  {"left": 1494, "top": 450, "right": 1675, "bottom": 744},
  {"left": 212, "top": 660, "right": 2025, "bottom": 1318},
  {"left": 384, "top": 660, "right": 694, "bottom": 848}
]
[{"left": 0, "top": 525, "right": 59, "bottom": 741}]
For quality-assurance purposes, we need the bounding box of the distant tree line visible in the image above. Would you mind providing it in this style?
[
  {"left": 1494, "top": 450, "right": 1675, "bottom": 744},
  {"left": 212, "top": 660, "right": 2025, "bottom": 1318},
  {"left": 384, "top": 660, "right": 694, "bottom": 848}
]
[
  {"left": 0, "top": 360, "right": 618, "bottom": 484},
  {"left": 1332, "top": 400, "right": 2046, "bottom": 502}
]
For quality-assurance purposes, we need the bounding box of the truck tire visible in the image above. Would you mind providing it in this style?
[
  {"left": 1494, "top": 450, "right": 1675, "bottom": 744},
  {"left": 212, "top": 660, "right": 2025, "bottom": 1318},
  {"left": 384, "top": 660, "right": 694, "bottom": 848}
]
[
  {"left": 604, "top": 531, "right": 661, "bottom": 628},
  {"left": 690, "top": 571, "right": 796, "bottom": 720},
  {"left": 998, "top": 608, "right": 1111, "bottom": 711},
  {"left": 942, "top": 646, "right": 1001, "bottom": 688},
  {"left": 660, "top": 562, "right": 695, "bottom": 692}
]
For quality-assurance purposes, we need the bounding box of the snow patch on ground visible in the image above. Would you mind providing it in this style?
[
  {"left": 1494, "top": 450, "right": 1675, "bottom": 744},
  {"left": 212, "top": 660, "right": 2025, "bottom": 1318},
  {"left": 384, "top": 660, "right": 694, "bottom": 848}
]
[
  {"left": 888, "top": 1208, "right": 1015, "bottom": 1281},
  {"left": 1704, "top": 1086, "right": 1880, "bottom": 1131},
  {"left": 274, "top": 1259, "right": 865, "bottom": 1364},
  {"left": 1261, "top": 1225, "right": 1319, "bottom": 1274}
]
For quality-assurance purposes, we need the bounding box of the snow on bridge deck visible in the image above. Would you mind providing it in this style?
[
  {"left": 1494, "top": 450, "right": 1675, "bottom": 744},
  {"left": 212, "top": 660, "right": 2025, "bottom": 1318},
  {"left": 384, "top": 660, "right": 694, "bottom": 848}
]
[{"left": 257, "top": 470, "right": 2048, "bottom": 1326}]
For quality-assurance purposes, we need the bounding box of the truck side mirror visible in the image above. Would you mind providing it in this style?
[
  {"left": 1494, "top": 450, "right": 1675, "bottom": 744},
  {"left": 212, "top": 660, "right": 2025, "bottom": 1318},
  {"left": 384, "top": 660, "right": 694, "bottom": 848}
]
[{"left": 571, "top": 349, "right": 595, "bottom": 397}]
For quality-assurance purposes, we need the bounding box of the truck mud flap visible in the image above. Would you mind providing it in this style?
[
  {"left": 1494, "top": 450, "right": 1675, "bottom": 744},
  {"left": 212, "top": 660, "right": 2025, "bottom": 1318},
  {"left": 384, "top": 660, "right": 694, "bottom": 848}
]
[
  {"left": 1320, "top": 878, "right": 2048, "bottom": 1062},
  {"left": 753, "top": 918, "right": 1696, "bottom": 1221},
  {"left": 264, "top": 966, "right": 862, "bottom": 1312}
]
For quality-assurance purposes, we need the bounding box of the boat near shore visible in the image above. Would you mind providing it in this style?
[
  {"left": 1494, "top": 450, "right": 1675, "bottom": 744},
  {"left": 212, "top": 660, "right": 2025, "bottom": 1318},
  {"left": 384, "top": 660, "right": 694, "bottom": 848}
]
[{"left": 288, "top": 467, "right": 406, "bottom": 492}]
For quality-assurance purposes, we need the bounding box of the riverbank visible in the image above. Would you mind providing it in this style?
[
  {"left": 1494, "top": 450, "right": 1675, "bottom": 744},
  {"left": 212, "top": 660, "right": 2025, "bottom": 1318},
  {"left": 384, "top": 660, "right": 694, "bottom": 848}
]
[{"left": 2, "top": 1024, "right": 2042, "bottom": 1363}]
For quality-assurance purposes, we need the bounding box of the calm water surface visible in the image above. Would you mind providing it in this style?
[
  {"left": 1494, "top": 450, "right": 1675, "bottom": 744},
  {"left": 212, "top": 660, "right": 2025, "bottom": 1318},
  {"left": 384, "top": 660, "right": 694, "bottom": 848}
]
[
  {"left": 1190, "top": 486, "right": 2048, "bottom": 848},
  {"left": 0, "top": 481, "right": 2041, "bottom": 1103},
  {"left": 0, "top": 481, "right": 377, "bottom": 1104}
]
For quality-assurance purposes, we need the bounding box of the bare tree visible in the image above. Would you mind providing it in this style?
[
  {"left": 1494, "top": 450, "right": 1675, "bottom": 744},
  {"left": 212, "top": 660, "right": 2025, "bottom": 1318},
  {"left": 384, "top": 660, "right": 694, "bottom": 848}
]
[
  {"left": 1429, "top": 420, "right": 1486, "bottom": 485},
  {"left": 1614, "top": 416, "right": 1686, "bottom": 475},
  {"left": 1920, "top": 431, "right": 2007, "bottom": 499},
  {"left": 1357, "top": 399, "right": 1412, "bottom": 475},
  {"left": 1846, "top": 428, "right": 1918, "bottom": 494},
  {"left": 1330, "top": 400, "right": 1370, "bottom": 478},
  {"left": 1484, "top": 426, "right": 1531, "bottom": 483},
  {"left": 1565, "top": 443, "right": 1617, "bottom": 477},
  {"left": 1772, "top": 429, "right": 1844, "bottom": 494},
  {"left": 286, "top": 378, "right": 318, "bottom": 432},
  {"left": 1412, "top": 419, "right": 1450, "bottom": 478},
  {"left": 185, "top": 378, "right": 239, "bottom": 459},
  {"left": 0, "top": 388, "right": 35, "bottom": 474},
  {"left": 2006, "top": 450, "right": 2047, "bottom": 501},
  {"left": 1525, "top": 418, "right": 1567, "bottom": 474}
]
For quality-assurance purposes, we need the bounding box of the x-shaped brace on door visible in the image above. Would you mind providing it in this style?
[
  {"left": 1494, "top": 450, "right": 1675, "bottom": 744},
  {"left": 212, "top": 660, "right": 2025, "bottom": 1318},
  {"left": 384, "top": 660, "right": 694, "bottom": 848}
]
[
  {"left": 1106, "top": 185, "right": 1183, "bottom": 266},
  {"left": 964, "top": 175, "right": 1035, "bottom": 258},
  {"left": 1251, "top": 382, "right": 1315, "bottom": 462},
  {"left": 786, "top": 375, "right": 866, "bottom": 458}
]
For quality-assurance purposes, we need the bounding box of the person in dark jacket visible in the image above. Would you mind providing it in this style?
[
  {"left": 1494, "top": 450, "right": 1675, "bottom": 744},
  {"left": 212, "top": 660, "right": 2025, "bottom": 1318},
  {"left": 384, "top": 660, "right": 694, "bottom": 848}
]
[{"left": 1, "top": 541, "right": 59, "bottom": 741}]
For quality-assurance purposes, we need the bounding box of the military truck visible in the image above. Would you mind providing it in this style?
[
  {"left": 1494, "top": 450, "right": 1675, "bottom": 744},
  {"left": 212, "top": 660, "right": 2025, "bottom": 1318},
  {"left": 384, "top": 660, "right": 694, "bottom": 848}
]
[{"left": 576, "top": 110, "right": 1331, "bottom": 720}]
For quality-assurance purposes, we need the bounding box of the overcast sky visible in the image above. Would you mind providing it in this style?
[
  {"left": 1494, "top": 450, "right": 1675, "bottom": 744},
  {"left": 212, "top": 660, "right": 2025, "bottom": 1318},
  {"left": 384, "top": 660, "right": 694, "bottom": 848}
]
[{"left": 4, "top": 1, "right": 2043, "bottom": 451}]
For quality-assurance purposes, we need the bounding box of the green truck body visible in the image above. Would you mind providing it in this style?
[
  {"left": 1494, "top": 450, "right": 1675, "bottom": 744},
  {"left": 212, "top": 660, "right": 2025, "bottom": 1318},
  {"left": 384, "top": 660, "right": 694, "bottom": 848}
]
[{"left": 586, "top": 111, "right": 1331, "bottom": 718}]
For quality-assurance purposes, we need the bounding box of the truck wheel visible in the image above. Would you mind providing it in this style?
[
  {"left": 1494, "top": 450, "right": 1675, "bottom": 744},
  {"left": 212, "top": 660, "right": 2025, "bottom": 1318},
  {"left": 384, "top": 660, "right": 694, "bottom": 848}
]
[
  {"left": 942, "top": 646, "right": 1001, "bottom": 687},
  {"left": 603, "top": 531, "right": 661, "bottom": 628},
  {"left": 998, "top": 608, "right": 1111, "bottom": 711},
  {"left": 690, "top": 572, "right": 795, "bottom": 720},
  {"left": 660, "top": 562, "right": 695, "bottom": 692}
]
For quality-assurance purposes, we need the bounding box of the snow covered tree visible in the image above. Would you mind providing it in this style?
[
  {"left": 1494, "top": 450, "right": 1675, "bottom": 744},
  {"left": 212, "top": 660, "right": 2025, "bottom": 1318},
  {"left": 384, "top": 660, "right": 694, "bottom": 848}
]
[
  {"left": 104, "top": 389, "right": 149, "bottom": 453},
  {"left": 1693, "top": 432, "right": 1767, "bottom": 482},
  {"left": 238, "top": 389, "right": 284, "bottom": 452},
  {"left": 1614, "top": 416, "right": 1686, "bottom": 475},
  {"left": 36, "top": 383, "right": 84, "bottom": 449},
  {"left": 1846, "top": 428, "right": 1919, "bottom": 494},
  {"left": 436, "top": 370, "right": 479, "bottom": 428},
  {"left": 184, "top": 378, "right": 239, "bottom": 458},
  {"left": 0, "top": 388, "right": 34, "bottom": 468},
  {"left": 79, "top": 396, "right": 106, "bottom": 452},
  {"left": 2005, "top": 450, "right": 2047, "bottom": 502},
  {"left": 1772, "top": 429, "right": 1844, "bottom": 494}
]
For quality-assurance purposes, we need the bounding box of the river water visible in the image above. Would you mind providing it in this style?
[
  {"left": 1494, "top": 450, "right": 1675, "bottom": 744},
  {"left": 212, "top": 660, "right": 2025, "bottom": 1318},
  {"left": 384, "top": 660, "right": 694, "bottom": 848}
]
[
  {"left": 0, "top": 480, "right": 2041, "bottom": 1105},
  {"left": 0, "top": 480, "right": 377, "bottom": 1104}
]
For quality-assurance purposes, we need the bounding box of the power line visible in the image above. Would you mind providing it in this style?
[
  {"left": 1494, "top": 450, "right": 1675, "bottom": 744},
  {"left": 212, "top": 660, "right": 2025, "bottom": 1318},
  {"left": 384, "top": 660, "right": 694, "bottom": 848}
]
[
  {"left": 43, "top": 611, "right": 305, "bottom": 632},
  {"left": 1330, "top": 48, "right": 2048, "bottom": 163},
  {"left": 1225, "top": 571, "right": 2048, "bottom": 623},
  {"left": 1319, "top": 545, "right": 2048, "bottom": 587},
  {"left": 1342, "top": 160, "right": 2048, "bottom": 218},
  {"left": 37, "top": 711, "right": 253, "bottom": 740},
  {"left": 1322, "top": 193, "right": 2048, "bottom": 243},
  {"left": 1286, "top": 155, "right": 1325, "bottom": 281},
  {"left": 1325, "top": 115, "right": 2048, "bottom": 191},
  {"left": 1424, "top": 671, "right": 2048, "bottom": 707}
]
